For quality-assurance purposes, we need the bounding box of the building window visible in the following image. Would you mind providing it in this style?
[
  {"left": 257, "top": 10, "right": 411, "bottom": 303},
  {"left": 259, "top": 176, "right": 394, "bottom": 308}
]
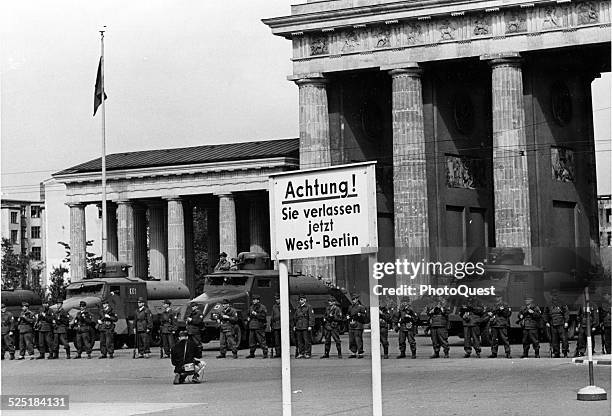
[
  {"left": 31, "top": 206, "right": 41, "bottom": 218},
  {"left": 10, "top": 230, "right": 18, "bottom": 244},
  {"left": 606, "top": 208, "right": 611, "bottom": 224},
  {"left": 10, "top": 212, "right": 18, "bottom": 224},
  {"left": 31, "top": 226, "right": 41, "bottom": 239},
  {"left": 31, "top": 247, "right": 41, "bottom": 261}
]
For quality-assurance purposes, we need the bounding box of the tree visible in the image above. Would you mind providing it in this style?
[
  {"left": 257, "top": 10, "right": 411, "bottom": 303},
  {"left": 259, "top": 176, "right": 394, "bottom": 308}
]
[
  {"left": 1, "top": 238, "right": 31, "bottom": 290},
  {"left": 192, "top": 207, "right": 209, "bottom": 296},
  {"left": 57, "top": 240, "right": 102, "bottom": 278},
  {"left": 48, "top": 265, "right": 69, "bottom": 303}
]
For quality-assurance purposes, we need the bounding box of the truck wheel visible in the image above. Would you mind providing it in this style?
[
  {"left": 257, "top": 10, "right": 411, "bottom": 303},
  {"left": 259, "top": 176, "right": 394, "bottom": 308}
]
[
  {"left": 311, "top": 324, "right": 323, "bottom": 344},
  {"left": 114, "top": 335, "right": 127, "bottom": 350}
]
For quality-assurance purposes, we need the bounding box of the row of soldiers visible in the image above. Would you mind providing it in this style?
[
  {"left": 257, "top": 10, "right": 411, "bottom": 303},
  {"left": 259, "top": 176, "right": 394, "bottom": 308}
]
[{"left": 377, "top": 291, "right": 612, "bottom": 359}]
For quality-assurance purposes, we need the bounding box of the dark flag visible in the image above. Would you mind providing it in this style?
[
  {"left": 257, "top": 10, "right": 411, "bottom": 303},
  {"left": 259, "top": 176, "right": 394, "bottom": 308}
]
[{"left": 93, "top": 57, "right": 107, "bottom": 116}]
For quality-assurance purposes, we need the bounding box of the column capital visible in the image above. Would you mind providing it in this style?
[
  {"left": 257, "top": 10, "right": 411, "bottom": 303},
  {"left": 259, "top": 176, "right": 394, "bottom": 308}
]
[
  {"left": 289, "top": 73, "right": 328, "bottom": 87},
  {"left": 214, "top": 192, "right": 234, "bottom": 198},
  {"left": 162, "top": 195, "right": 183, "bottom": 202},
  {"left": 383, "top": 62, "right": 422, "bottom": 78},
  {"left": 481, "top": 52, "right": 522, "bottom": 68},
  {"left": 115, "top": 199, "right": 134, "bottom": 206},
  {"left": 66, "top": 202, "right": 86, "bottom": 208}
]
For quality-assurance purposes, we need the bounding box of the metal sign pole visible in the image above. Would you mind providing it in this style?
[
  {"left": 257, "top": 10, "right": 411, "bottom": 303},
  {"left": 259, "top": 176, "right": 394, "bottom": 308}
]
[
  {"left": 279, "top": 259, "right": 292, "bottom": 416},
  {"left": 368, "top": 252, "right": 383, "bottom": 416}
]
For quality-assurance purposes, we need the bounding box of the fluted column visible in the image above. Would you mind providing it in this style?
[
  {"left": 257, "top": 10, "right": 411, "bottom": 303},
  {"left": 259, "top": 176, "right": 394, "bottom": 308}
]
[
  {"left": 68, "top": 203, "right": 87, "bottom": 281},
  {"left": 149, "top": 202, "right": 167, "bottom": 280},
  {"left": 133, "top": 204, "right": 148, "bottom": 278},
  {"left": 389, "top": 64, "right": 430, "bottom": 290},
  {"left": 207, "top": 203, "right": 220, "bottom": 274},
  {"left": 218, "top": 194, "right": 237, "bottom": 261},
  {"left": 293, "top": 75, "right": 336, "bottom": 282},
  {"left": 249, "top": 195, "right": 267, "bottom": 254},
  {"left": 117, "top": 200, "right": 135, "bottom": 277},
  {"left": 106, "top": 203, "right": 118, "bottom": 262},
  {"left": 184, "top": 200, "right": 195, "bottom": 296},
  {"left": 167, "top": 197, "right": 186, "bottom": 284},
  {"left": 489, "top": 54, "right": 531, "bottom": 264}
]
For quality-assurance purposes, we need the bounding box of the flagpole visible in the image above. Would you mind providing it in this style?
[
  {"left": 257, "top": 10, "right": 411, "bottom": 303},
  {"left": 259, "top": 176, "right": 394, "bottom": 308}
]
[{"left": 100, "top": 27, "right": 108, "bottom": 263}]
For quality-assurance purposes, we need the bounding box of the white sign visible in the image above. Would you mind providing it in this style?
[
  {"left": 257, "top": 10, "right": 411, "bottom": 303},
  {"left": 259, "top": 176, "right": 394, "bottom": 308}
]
[{"left": 269, "top": 162, "right": 378, "bottom": 260}]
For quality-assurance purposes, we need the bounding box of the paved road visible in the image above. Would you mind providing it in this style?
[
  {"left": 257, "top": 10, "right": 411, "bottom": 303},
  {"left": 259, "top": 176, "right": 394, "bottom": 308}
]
[{"left": 1, "top": 333, "right": 610, "bottom": 416}]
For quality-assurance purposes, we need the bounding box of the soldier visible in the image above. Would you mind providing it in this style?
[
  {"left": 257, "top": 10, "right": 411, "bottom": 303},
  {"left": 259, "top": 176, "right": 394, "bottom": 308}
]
[
  {"left": 293, "top": 294, "right": 315, "bottom": 359},
  {"left": 488, "top": 294, "right": 512, "bottom": 359},
  {"left": 52, "top": 301, "right": 71, "bottom": 359},
  {"left": 214, "top": 252, "right": 232, "bottom": 272},
  {"left": 1, "top": 303, "right": 16, "bottom": 360},
  {"left": 376, "top": 304, "right": 390, "bottom": 359},
  {"left": 518, "top": 295, "right": 542, "bottom": 358},
  {"left": 185, "top": 301, "right": 204, "bottom": 357},
  {"left": 135, "top": 297, "right": 153, "bottom": 358},
  {"left": 427, "top": 300, "right": 450, "bottom": 359},
  {"left": 393, "top": 300, "right": 419, "bottom": 359},
  {"left": 270, "top": 294, "right": 282, "bottom": 358},
  {"left": 159, "top": 299, "right": 177, "bottom": 359},
  {"left": 35, "top": 300, "right": 54, "bottom": 359},
  {"left": 574, "top": 302, "right": 599, "bottom": 357},
  {"left": 246, "top": 294, "right": 268, "bottom": 358},
  {"left": 17, "top": 301, "right": 35, "bottom": 360},
  {"left": 72, "top": 301, "right": 93, "bottom": 359},
  {"left": 171, "top": 330, "right": 204, "bottom": 384},
  {"left": 347, "top": 293, "right": 367, "bottom": 359},
  {"left": 460, "top": 298, "right": 484, "bottom": 358},
  {"left": 321, "top": 297, "right": 343, "bottom": 359},
  {"left": 215, "top": 298, "right": 239, "bottom": 359},
  {"left": 600, "top": 292, "right": 611, "bottom": 354},
  {"left": 97, "top": 299, "right": 118, "bottom": 359},
  {"left": 543, "top": 289, "right": 570, "bottom": 358}
]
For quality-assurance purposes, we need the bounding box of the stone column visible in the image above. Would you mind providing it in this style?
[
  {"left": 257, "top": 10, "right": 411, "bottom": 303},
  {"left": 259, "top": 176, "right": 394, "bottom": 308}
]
[
  {"left": 389, "top": 64, "right": 430, "bottom": 290},
  {"left": 184, "top": 200, "right": 195, "bottom": 296},
  {"left": 167, "top": 197, "right": 186, "bottom": 284},
  {"left": 489, "top": 54, "right": 531, "bottom": 263},
  {"left": 249, "top": 195, "right": 267, "bottom": 254},
  {"left": 218, "top": 194, "right": 237, "bottom": 261},
  {"left": 149, "top": 202, "right": 168, "bottom": 280},
  {"left": 117, "top": 200, "right": 135, "bottom": 277},
  {"left": 133, "top": 204, "right": 148, "bottom": 278},
  {"left": 293, "top": 74, "right": 336, "bottom": 282},
  {"left": 106, "top": 203, "right": 118, "bottom": 262},
  {"left": 207, "top": 203, "right": 220, "bottom": 274},
  {"left": 68, "top": 203, "right": 87, "bottom": 281}
]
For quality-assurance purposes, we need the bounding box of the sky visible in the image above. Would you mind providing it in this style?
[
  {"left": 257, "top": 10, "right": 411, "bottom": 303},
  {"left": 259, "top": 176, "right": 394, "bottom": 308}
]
[{"left": 1, "top": 0, "right": 611, "bottom": 203}]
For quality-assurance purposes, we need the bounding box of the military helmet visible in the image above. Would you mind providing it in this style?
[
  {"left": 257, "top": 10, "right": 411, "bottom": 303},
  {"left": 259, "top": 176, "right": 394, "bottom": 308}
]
[{"left": 79, "top": 301, "right": 87, "bottom": 307}]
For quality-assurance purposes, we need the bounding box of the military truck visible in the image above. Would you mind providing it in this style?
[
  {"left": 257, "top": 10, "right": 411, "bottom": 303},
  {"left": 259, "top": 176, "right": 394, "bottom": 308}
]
[
  {"left": 184, "top": 252, "right": 352, "bottom": 347},
  {"left": 1, "top": 289, "right": 43, "bottom": 315},
  {"left": 56, "top": 262, "right": 191, "bottom": 348}
]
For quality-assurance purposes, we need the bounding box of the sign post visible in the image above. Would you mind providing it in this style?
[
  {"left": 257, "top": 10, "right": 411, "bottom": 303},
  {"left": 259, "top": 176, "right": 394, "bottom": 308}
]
[{"left": 269, "top": 162, "right": 380, "bottom": 416}]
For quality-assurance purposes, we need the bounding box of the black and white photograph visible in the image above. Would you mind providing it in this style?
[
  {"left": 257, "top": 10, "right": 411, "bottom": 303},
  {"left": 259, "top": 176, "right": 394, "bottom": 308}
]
[{"left": 1, "top": 1, "right": 611, "bottom": 415}]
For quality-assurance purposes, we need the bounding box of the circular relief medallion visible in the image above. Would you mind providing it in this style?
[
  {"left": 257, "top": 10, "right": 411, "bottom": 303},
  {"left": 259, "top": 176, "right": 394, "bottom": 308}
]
[
  {"left": 453, "top": 92, "right": 475, "bottom": 135},
  {"left": 361, "top": 98, "right": 383, "bottom": 141},
  {"left": 551, "top": 81, "right": 572, "bottom": 126}
]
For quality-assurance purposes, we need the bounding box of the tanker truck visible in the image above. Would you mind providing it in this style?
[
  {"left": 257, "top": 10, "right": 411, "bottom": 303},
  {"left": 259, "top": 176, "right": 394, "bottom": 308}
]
[
  {"left": 182, "top": 252, "right": 352, "bottom": 347},
  {"left": 1, "top": 289, "right": 43, "bottom": 351},
  {"left": 56, "top": 262, "right": 191, "bottom": 348}
]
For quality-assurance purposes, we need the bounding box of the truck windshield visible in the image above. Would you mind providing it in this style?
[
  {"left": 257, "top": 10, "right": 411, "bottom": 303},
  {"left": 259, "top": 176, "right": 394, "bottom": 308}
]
[
  {"left": 66, "top": 283, "right": 105, "bottom": 298},
  {"left": 206, "top": 275, "right": 249, "bottom": 286}
]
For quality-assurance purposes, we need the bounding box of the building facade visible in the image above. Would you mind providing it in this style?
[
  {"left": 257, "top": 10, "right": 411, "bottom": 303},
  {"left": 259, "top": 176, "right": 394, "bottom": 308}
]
[{"left": 1, "top": 199, "right": 46, "bottom": 289}]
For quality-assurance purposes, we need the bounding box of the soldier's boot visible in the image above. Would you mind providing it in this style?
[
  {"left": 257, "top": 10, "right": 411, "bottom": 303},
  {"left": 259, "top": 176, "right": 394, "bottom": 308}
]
[
  {"left": 336, "top": 345, "right": 342, "bottom": 359},
  {"left": 463, "top": 351, "right": 471, "bottom": 358},
  {"left": 99, "top": 355, "right": 107, "bottom": 359},
  {"left": 521, "top": 347, "right": 529, "bottom": 358},
  {"left": 191, "top": 374, "right": 200, "bottom": 384},
  {"left": 36, "top": 353, "right": 45, "bottom": 360},
  {"left": 216, "top": 353, "right": 226, "bottom": 359},
  {"left": 396, "top": 351, "right": 406, "bottom": 359},
  {"left": 232, "top": 351, "right": 238, "bottom": 359},
  {"left": 87, "top": 353, "right": 92, "bottom": 359},
  {"left": 348, "top": 353, "right": 357, "bottom": 359},
  {"left": 17, "top": 355, "right": 25, "bottom": 360},
  {"left": 554, "top": 353, "right": 560, "bottom": 358},
  {"left": 475, "top": 351, "right": 481, "bottom": 358},
  {"left": 74, "top": 354, "right": 82, "bottom": 359},
  {"left": 430, "top": 352, "right": 440, "bottom": 359},
  {"left": 262, "top": 351, "right": 268, "bottom": 359},
  {"left": 505, "top": 352, "right": 512, "bottom": 359},
  {"left": 563, "top": 352, "right": 568, "bottom": 358},
  {"left": 245, "top": 351, "right": 256, "bottom": 359},
  {"left": 383, "top": 346, "right": 389, "bottom": 359},
  {"left": 9, "top": 353, "right": 15, "bottom": 360},
  {"left": 411, "top": 349, "right": 417, "bottom": 359},
  {"left": 65, "top": 348, "right": 71, "bottom": 359},
  {"left": 320, "top": 347, "right": 330, "bottom": 358},
  {"left": 534, "top": 349, "right": 540, "bottom": 358},
  {"left": 443, "top": 350, "right": 450, "bottom": 359},
  {"left": 173, "top": 374, "right": 181, "bottom": 385},
  {"left": 488, "top": 353, "right": 497, "bottom": 358},
  {"left": 109, "top": 353, "right": 114, "bottom": 359}
]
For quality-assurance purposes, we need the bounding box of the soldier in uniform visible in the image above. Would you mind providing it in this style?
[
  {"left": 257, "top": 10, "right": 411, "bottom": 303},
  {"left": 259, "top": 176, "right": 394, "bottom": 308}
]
[
  {"left": 271, "top": 295, "right": 282, "bottom": 358},
  {"left": 185, "top": 301, "right": 204, "bottom": 357},
  {"left": 159, "top": 299, "right": 177, "bottom": 359},
  {"left": 518, "top": 295, "right": 542, "bottom": 358},
  {"left": 72, "top": 301, "right": 93, "bottom": 359},
  {"left": 488, "top": 294, "right": 512, "bottom": 358},
  {"left": 215, "top": 298, "right": 239, "bottom": 359},
  {"left": 378, "top": 304, "right": 392, "bottom": 359},
  {"left": 52, "top": 301, "right": 71, "bottom": 359},
  {"left": 1, "top": 303, "right": 16, "bottom": 360},
  {"left": 321, "top": 297, "right": 343, "bottom": 359},
  {"left": 460, "top": 298, "right": 484, "bottom": 358},
  {"left": 246, "top": 294, "right": 268, "bottom": 358},
  {"left": 97, "top": 299, "right": 118, "bottom": 359},
  {"left": 427, "top": 300, "right": 450, "bottom": 359},
  {"left": 214, "top": 252, "right": 232, "bottom": 272},
  {"left": 574, "top": 302, "right": 599, "bottom": 357},
  {"left": 347, "top": 293, "right": 367, "bottom": 359},
  {"left": 600, "top": 292, "right": 611, "bottom": 354},
  {"left": 293, "top": 294, "right": 315, "bottom": 359},
  {"left": 135, "top": 297, "right": 153, "bottom": 358},
  {"left": 17, "top": 301, "right": 35, "bottom": 360},
  {"left": 544, "top": 289, "right": 570, "bottom": 358},
  {"left": 393, "top": 300, "right": 419, "bottom": 359},
  {"left": 36, "top": 300, "right": 54, "bottom": 359}
]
